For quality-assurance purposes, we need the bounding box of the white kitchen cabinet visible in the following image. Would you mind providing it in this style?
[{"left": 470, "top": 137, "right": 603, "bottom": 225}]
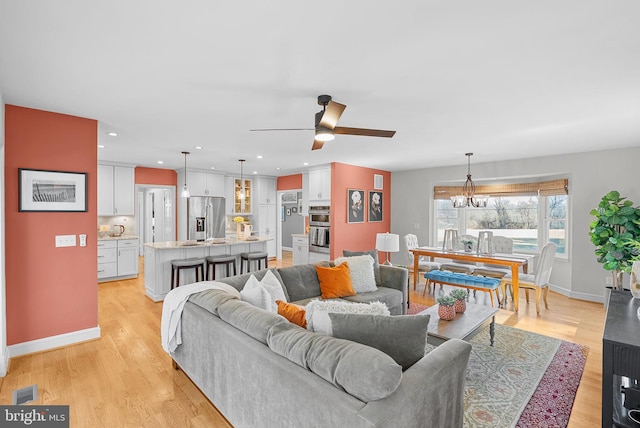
[
  {"left": 117, "top": 239, "right": 139, "bottom": 276},
  {"left": 227, "top": 177, "right": 252, "bottom": 214},
  {"left": 308, "top": 167, "right": 331, "bottom": 203},
  {"left": 293, "top": 235, "right": 309, "bottom": 265},
  {"left": 98, "top": 238, "right": 139, "bottom": 281},
  {"left": 257, "top": 204, "right": 277, "bottom": 258},
  {"left": 256, "top": 177, "right": 277, "bottom": 205},
  {"left": 98, "top": 165, "right": 135, "bottom": 216},
  {"left": 186, "top": 171, "right": 225, "bottom": 197}
]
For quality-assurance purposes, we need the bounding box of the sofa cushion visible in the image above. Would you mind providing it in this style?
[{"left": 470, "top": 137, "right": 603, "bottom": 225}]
[
  {"left": 267, "top": 322, "right": 402, "bottom": 402},
  {"left": 343, "top": 249, "right": 381, "bottom": 286},
  {"left": 340, "top": 286, "right": 403, "bottom": 313},
  {"left": 276, "top": 300, "right": 307, "bottom": 328},
  {"left": 276, "top": 264, "right": 322, "bottom": 302},
  {"left": 329, "top": 313, "right": 430, "bottom": 370},
  {"left": 304, "top": 299, "right": 389, "bottom": 335},
  {"left": 334, "top": 255, "right": 377, "bottom": 293},
  {"left": 217, "top": 299, "right": 288, "bottom": 344},
  {"left": 240, "top": 276, "right": 272, "bottom": 311},
  {"left": 315, "top": 263, "right": 356, "bottom": 299},
  {"left": 188, "top": 288, "right": 240, "bottom": 316}
]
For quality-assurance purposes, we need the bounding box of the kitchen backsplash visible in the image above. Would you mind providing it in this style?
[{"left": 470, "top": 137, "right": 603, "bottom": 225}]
[{"left": 98, "top": 216, "right": 136, "bottom": 235}]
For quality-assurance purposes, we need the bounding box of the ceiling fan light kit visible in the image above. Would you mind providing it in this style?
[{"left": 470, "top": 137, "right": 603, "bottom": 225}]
[
  {"left": 451, "top": 153, "right": 489, "bottom": 208},
  {"left": 251, "top": 94, "right": 396, "bottom": 150}
]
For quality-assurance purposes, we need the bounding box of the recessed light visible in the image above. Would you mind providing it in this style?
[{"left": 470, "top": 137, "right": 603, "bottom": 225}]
[
  {"left": 257, "top": 155, "right": 263, "bottom": 159},
  {"left": 253, "top": 171, "right": 258, "bottom": 174},
  {"left": 107, "top": 132, "right": 118, "bottom": 137},
  {"left": 303, "top": 162, "right": 309, "bottom": 166},
  {"left": 195, "top": 146, "right": 202, "bottom": 150},
  {"left": 157, "top": 160, "right": 164, "bottom": 165},
  {"left": 276, "top": 167, "right": 281, "bottom": 170},
  {"left": 98, "top": 144, "right": 105, "bottom": 149},
  {"left": 210, "top": 166, "right": 216, "bottom": 170}
]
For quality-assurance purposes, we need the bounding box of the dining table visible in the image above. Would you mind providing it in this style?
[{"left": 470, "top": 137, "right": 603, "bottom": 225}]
[{"left": 410, "top": 247, "right": 529, "bottom": 311}]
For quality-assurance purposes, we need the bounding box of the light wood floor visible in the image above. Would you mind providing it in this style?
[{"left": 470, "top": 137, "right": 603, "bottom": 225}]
[{"left": 0, "top": 252, "right": 604, "bottom": 427}]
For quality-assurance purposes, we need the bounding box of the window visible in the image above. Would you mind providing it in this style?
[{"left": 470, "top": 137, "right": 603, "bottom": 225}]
[{"left": 433, "top": 179, "right": 569, "bottom": 257}]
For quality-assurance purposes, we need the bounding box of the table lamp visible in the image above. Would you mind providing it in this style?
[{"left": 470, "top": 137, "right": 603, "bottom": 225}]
[{"left": 376, "top": 232, "right": 400, "bottom": 265}]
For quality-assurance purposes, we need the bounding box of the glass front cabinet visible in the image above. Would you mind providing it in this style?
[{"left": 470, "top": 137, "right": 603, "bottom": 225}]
[{"left": 234, "top": 178, "right": 252, "bottom": 214}]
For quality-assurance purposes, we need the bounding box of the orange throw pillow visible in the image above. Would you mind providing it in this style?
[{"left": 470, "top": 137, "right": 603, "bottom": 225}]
[
  {"left": 276, "top": 300, "right": 307, "bottom": 328},
  {"left": 315, "top": 263, "right": 356, "bottom": 299}
]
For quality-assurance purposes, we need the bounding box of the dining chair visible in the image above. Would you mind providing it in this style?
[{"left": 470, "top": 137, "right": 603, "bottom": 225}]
[
  {"left": 500, "top": 242, "right": 557, "bottom": 314},
  {"left": 440, "top": 234, "right": 477, "bottom": 274},
  {"left": 404, "top": 234, "right": 441, "bottom": 290},
  {"left": 473, "top": 236, "right": 514, "bottom": 278}
]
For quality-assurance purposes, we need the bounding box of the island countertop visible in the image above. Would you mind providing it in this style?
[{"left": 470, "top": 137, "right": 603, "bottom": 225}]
[{"left": 144, "top": 236, "right": 270, "bottom": 250}]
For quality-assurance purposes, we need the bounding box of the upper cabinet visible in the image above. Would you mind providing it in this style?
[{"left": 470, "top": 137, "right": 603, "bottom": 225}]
[
  {"left": 255, "top": 177, "right": 277, "bottom": 205},
  {"left": 186, "top": 171, "right": 225, "bottom": 197},
  {"left": 98, "top": 165, "right": 135, "bottom": 216},
  {"left": 308, "top": 167, "right": 331, "bottom": 203},
  {"left": 226, "top": 177, "right": 252, "bottom": 214}
]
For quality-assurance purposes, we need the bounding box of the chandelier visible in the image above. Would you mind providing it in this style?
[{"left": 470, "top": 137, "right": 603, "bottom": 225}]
[{"left": 450, "top": 153, "right": 489, "bottom": 208}]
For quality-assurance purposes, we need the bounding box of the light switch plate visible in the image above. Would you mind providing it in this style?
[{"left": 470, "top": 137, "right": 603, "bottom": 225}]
[{"left": 55, "top": 235, "right": 76, "bottom": 247}]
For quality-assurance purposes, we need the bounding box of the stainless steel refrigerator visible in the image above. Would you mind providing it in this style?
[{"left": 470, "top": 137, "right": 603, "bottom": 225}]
[{"left": 187, "top": 196, "right": 226, "bottom": 241}]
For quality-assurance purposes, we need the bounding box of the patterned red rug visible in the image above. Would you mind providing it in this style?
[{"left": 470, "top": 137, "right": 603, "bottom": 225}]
[{"left": 408, "top": 302, "right": 587, "bottom": 427}]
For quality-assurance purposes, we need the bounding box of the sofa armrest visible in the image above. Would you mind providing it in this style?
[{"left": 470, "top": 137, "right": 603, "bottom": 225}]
[
  {"left": 357, "top": 338, "right": 472, "bottom": 428},
  {"left": 379, "top": 265, "right": 408, "bottom": 312}
]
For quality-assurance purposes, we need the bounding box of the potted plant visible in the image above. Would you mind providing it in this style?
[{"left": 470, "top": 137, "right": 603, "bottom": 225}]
[
  {"left": 436, "top": 295, "right": 457, "bottom": 320},
  {"left": 461, "top": 239, "right": 474, "bottom": 253},
  {"left": 589, "top": 190, "right": 640, "bottom": 290},
  {"left": 449, "top": 289, "right": 468, "bottom": 313}
]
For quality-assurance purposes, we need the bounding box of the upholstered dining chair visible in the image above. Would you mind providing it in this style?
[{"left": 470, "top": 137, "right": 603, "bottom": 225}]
[
  {"left": 473, "top": 236, "right": 514, "bottom": 278},
  {"left": 500, "top": 242, "right": 557, "bottom": 314},
  {"left": 404, "top": 234, "right": 441, "bottom": 290},
  {"left": 440, "top": 234, "right": 477, "bottom": 274}
]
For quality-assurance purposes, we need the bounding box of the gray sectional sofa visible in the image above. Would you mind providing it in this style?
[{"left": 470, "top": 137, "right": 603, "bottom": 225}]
[{"left": 170, "top": 263, "right": 472, "bottom": 428}]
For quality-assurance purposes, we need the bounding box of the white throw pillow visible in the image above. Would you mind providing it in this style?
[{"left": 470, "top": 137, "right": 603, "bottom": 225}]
[
  {"left": 334, "top": 255, "right": 377, "bottom": 293},
  {"left": 240, "top": 275, "right": 272, "bottom": 311},
  {"left": 305, "top": 299, "right": 390, "bottom": 335},
  {"left": 260, "top": 270, "right": 288, "bottom": 312}
]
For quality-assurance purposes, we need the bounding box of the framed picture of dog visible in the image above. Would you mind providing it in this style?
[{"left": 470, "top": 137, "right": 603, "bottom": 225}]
[
  {"left": 368, "top": 191, "right": 383, "bottom": 222},
  {"left": 347, "top": 189, "right": 365, "bottom": 223}
]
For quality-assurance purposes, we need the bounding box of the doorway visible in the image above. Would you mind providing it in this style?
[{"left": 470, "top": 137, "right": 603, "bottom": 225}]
[{"left": 136, "top": 185, "right": 176, "bottom": 254}]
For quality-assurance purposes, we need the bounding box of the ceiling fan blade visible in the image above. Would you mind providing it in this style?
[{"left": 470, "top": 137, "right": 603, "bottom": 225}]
[
  {"left": 334, "top": 126, "right": 396, "bottom": 138},
  {"left": 250, "top": 128, "right": 314, "bottom": 131},
  {"left": 311, "top": 139, "right": 325, "bottom": 150},
  {"left": 319, "top": 101, "right": 346, "bottom": 129}
]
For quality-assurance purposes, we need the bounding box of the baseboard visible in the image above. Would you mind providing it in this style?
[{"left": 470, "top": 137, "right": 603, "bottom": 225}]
[
  {"left": 8, "top": 326, "right": 101, "bottom": 358},
  {"left": 549, "top": 284, "right": 603, "bottom": 304}
]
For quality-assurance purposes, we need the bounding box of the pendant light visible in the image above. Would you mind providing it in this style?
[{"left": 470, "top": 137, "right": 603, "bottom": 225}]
[
  {"left": 238, "top": 159, "right": 246, "bottom": 204},
  {"left": 451, "top": 153, "right": 489, "bottom": 208},
  {"left": 181, "top": 151, "right": 190, "bottom": 198}
]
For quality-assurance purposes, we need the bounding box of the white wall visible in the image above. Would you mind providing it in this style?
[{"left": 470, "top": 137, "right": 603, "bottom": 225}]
[{"left": 391, "top": 147, "right": 640, "bottom": 303}]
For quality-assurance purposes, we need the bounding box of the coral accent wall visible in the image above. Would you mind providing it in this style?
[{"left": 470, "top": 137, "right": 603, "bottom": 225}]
[
  {"left": 330, "top": 163, "right": 391, "bottom": 261},
  {"left": 4, "top": 105, "right": 98, "bottom": 345},
  {"left": 135, "top": 166, "right": 177, "bottom": 186},
  {"left": 277, "top": 174, "right": 302, "bottom": 190}
]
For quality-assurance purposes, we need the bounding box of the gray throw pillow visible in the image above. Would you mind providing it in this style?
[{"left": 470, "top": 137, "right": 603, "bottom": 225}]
[
  {"left": 343, "top": 249, "right": 381, "bottom": 285},
  {"left": 328, "top": 313, "right": 430, "bottom": 370}
]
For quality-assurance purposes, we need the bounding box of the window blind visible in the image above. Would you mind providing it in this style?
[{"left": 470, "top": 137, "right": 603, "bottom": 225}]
[{"left": 433, "top": 178, "right": 568, "bottom": 200}]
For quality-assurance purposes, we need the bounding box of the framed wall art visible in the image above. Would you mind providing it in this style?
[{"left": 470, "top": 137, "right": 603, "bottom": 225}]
[
  {"left": 368, "top": 191, "right": 383, "bottom": 222},
  {"left": 347, "top": 189, "right": 365, "bottom": 223},
  {"left": 19, "top": 168, "right": 88, "bottom": 212}
]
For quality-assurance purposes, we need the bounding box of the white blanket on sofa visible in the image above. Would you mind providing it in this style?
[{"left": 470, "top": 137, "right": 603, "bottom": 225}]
[{"left": 161, "top": 281, "right": 240, "bottom": 353}]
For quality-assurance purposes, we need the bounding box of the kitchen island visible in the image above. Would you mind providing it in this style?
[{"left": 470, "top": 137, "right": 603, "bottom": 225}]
[{"left": 143, "top": 237, "right": 269, "bottom": 301}]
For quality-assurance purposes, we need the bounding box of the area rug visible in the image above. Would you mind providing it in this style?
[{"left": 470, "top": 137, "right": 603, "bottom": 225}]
[{"left": 411, "top": 303, "right": 588, "bottom": 428}]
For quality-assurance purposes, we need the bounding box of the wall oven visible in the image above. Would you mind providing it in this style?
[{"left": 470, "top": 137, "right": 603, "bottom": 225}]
[{"left": 309, "top": 205, "right": 330, "bottom": 254}]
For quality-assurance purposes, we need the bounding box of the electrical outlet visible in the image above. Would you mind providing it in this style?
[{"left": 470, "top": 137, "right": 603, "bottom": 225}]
[
  {"left": 605, "top": 277, "right": 613, "bottom": 286},
  {"left": 414, "top": 223, "right": 420, "bottom": 229},
  {"left": 79, "top": 234, "right": 87, "bottom": 247}
]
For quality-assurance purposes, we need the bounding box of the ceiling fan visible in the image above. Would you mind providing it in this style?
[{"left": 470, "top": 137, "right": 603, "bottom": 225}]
[{"left": 250, "top": 95, "right": 396, "bottom": 150}]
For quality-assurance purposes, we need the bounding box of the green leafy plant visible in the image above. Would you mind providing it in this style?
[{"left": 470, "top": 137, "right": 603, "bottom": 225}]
[
  {"left": 437, "top": 295, "right": 456, "bottom": 306},
  {"left": 449, "top": 289, "right": 468, "bottom": 301},
  {"left": 589, "top": 190, "right": 640, "bottom": 289}
]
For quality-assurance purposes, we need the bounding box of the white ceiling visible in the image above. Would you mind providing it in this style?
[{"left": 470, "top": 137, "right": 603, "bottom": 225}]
[{"left": 1, "top": 1, "right": 639, "bottom": 177}]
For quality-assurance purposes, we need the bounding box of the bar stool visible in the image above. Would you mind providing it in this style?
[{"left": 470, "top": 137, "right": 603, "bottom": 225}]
[
  {"left": 240, "top": 251, "right": 269, "bottom": 273},
  {"left": 206, "top": 254, "right": 237, "bottom": 280},
  {"left": 170, "top": 258, "right": 205, "bottom": 289}
]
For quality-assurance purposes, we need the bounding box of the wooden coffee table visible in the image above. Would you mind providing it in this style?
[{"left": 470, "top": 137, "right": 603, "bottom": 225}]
[{"left": 420, "top": 303, "right": 499, "bottom": 346}]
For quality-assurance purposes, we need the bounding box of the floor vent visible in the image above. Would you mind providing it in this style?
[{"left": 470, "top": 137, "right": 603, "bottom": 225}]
[{"left": 13, "top": 384, "right": 37, "bottom": 405}]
